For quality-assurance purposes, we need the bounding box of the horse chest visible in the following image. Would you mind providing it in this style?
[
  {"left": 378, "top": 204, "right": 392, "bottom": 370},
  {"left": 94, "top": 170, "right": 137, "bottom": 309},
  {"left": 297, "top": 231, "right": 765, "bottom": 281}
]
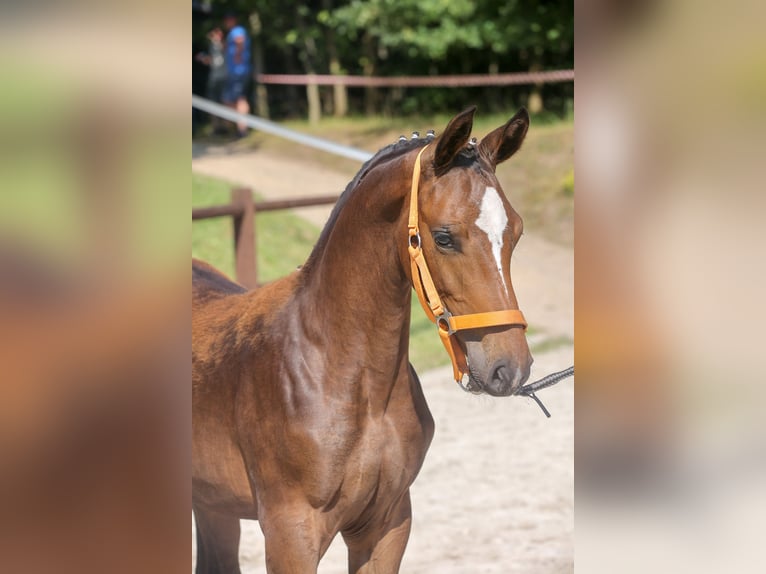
[
  {"left": 329, "top": 413, "right": 429, "bottom": 516},
  {"left": 245, "top": 349, "right": 434, "bottom": 522}
]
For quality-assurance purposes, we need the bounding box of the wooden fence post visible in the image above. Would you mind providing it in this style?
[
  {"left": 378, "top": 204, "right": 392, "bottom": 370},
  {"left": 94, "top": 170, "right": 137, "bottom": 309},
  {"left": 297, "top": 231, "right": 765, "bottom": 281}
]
[
  {"left": 307, "top": 75, "right": 321, "bottom": 125},
  {"left": 232, "top": 188, "right": 258, "bottom": 288}
]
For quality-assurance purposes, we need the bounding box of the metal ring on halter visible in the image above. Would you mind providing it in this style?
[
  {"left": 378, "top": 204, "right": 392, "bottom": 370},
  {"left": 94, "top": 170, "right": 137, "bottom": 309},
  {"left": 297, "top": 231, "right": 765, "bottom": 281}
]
[
  {"left": 435, "top": 310, "right": 455, "bottom": 335},
  {"left": 409, "top": 231, "right": 421, "bottom": 249}
]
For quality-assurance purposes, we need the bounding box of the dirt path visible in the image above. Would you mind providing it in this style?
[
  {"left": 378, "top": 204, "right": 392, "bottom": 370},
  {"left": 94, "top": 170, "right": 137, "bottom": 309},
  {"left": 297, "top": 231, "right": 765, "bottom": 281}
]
[{"left": 192, "top": 142, "right": 573, "bottom": 572}]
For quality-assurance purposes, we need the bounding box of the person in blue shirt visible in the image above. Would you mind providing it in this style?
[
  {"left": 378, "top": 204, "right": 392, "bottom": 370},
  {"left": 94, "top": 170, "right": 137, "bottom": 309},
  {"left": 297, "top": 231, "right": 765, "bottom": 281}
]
[{"left": 222, "top": 12, "right": 251, "bottom": 138}]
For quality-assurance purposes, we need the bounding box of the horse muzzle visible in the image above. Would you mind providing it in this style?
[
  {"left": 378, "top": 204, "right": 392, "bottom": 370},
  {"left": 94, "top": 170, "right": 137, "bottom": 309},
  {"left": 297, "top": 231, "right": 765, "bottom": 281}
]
[{"left": 480, "top": 357, "right": 533, "bottom": 397}]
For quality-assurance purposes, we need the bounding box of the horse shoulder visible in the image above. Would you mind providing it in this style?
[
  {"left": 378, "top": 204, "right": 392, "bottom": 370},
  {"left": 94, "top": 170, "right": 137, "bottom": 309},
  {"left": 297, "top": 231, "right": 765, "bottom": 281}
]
[
  {"left": 192, "top": 266, "right": 304, "bottom": 514},
  {"left": 192, "top": 266, "right": 301, "bottom": 382}
]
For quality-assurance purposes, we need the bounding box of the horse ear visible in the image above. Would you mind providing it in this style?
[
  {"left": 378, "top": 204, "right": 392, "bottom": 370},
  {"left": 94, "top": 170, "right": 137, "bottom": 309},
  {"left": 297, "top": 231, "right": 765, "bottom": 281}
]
[
  {"left": 478, "top": 107, "right": 529, "bottom": 170},
  {"left": 432, "top": 106, "right": 476, "bottom": 174}
]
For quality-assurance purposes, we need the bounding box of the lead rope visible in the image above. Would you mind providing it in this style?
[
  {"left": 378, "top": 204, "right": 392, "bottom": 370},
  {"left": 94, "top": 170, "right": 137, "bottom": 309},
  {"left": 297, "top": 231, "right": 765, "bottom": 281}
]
[{"left": 517, "top": 365, "right": 574, "bottom": 418}]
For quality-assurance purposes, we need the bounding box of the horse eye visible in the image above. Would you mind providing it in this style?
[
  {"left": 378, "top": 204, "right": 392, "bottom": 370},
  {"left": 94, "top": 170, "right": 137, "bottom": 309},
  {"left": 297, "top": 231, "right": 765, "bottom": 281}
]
[{"left": 432, "top": 231, "right": 454, "bottom": 249}]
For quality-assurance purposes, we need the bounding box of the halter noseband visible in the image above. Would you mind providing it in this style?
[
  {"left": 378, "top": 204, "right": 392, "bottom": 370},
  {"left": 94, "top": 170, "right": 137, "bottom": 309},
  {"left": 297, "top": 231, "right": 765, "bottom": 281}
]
[{"left": 407, "top": 145, "right": 528, "bottom": 383}]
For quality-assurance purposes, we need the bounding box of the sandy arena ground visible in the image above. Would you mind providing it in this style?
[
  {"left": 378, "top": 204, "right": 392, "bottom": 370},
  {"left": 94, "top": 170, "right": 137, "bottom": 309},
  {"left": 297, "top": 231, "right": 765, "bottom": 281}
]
[{"left": 192, "top": 143, "right": 573, "bottom": 572}]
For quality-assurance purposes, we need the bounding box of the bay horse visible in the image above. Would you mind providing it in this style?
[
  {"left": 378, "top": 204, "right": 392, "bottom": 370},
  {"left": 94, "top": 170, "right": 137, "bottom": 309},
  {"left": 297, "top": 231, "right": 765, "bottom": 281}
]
[{"left": 192, "top": 106, "right": 533, "bottom": 573}]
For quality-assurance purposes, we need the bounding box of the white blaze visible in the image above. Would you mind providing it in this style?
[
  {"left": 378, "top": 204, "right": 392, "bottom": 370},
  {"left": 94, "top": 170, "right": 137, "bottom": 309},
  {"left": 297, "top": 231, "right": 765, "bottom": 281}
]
[{"left": 475, "top": 186, "right": 509, "bottom": 295}]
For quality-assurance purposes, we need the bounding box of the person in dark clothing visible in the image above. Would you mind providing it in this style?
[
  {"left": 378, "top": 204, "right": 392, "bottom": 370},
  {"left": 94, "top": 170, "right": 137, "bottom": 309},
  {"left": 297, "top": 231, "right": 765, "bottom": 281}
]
[{"left": 195, "top": 27, "right": 227, "bottom": 133}]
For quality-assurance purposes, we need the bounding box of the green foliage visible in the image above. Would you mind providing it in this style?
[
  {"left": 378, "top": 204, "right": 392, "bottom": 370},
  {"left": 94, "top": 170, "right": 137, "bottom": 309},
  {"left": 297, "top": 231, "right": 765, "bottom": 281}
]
[
  {"left": 330, "top": 0, "right": 572, "bottom": 61},
  {"left": 199, "top": 0, "right": 573, "bottom": 118},
  {"left": 331, "top": 0, "right": 481, "bottom": 60}
]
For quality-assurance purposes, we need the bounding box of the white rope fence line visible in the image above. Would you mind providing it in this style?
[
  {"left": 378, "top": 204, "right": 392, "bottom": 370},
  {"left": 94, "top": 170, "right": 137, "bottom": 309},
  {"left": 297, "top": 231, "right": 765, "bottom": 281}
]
[{"left": 192, "top": 95, "right": 374, "bottom": 163}]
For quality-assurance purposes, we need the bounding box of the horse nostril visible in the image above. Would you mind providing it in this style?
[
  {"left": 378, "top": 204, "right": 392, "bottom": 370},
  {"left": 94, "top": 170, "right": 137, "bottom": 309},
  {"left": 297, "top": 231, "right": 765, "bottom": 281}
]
[{"left": 489, "top": 361, "right": 513, "bottom": 396}]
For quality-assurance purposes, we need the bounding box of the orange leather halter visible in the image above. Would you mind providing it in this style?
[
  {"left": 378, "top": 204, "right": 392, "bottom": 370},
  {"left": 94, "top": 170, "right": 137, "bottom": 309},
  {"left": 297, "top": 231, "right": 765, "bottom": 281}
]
[{"left": 407, "top": 144, "right": 528, "bottom": 382}]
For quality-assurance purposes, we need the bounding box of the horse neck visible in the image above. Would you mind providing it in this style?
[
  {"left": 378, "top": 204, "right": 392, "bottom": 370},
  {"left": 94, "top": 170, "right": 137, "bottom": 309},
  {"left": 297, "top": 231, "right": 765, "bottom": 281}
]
[{"left": 297, "top": 155, "right": 414, "bottom": 393}]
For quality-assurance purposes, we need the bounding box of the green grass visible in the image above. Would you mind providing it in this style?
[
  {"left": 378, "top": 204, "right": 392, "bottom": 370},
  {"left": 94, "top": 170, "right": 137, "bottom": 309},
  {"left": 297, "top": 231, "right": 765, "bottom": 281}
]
[{"left": 192, "top": 174, "right": 319, "bottom": 283}]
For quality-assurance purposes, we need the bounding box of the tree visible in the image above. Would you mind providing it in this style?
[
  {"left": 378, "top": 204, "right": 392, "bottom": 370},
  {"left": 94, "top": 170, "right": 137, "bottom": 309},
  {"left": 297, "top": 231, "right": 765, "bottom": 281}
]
[{"left": 196, "top": 0, "right": 573, "bottom": 119}]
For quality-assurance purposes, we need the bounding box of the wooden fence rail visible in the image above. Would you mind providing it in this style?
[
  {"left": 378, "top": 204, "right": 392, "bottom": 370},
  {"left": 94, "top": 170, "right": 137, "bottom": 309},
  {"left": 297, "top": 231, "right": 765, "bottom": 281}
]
[
  {"left": 192, "top": 187, "right": 339, "bottom": 288},
  {"left": 256, "top": 69, "right": 575, "bottom": 88}
]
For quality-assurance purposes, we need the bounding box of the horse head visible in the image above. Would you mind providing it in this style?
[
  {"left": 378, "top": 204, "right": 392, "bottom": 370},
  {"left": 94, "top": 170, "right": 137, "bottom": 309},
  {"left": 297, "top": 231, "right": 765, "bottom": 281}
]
[{"left": 405, "top": 107, "right": 533, "bottom": 396}]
